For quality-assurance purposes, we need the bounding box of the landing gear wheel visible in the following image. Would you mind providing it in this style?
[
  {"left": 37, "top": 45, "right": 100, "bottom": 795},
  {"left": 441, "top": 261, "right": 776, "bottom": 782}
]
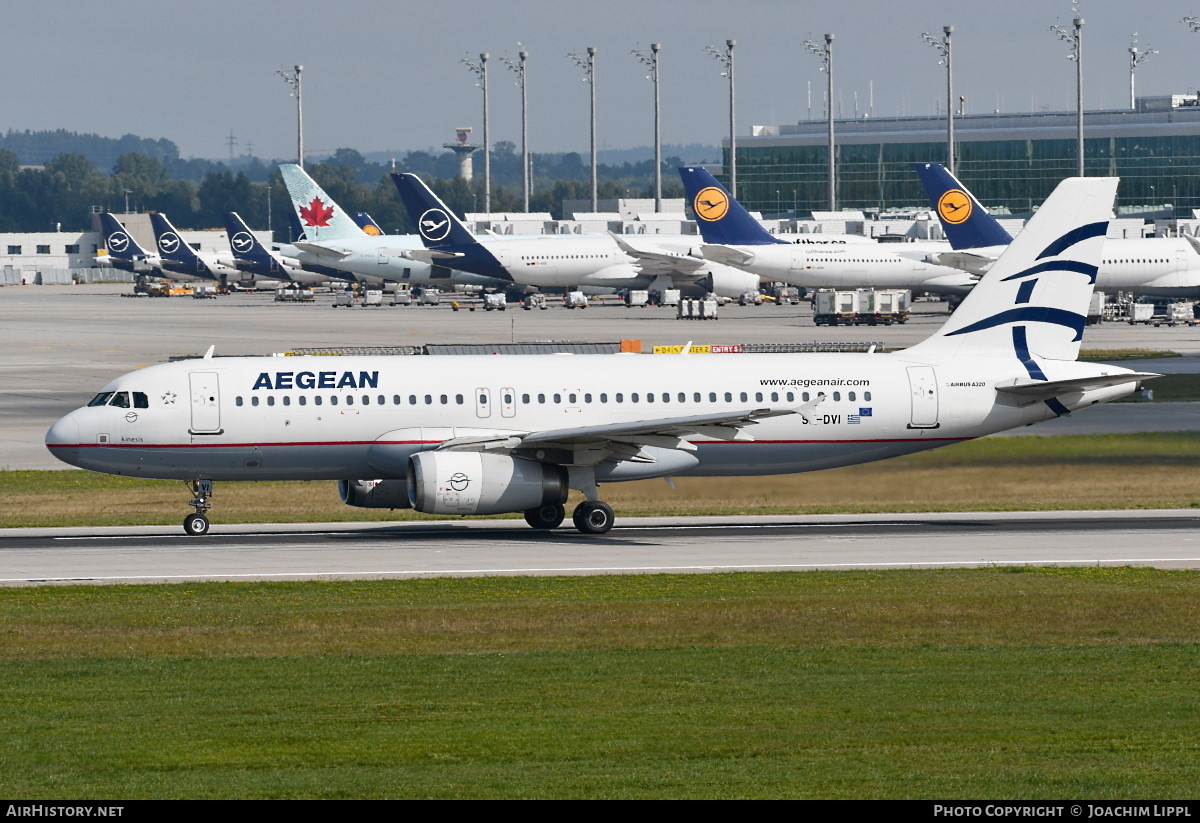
[
  {"left": 572, "top": 501, "right": 615, "bottom": 535},
  {"left": 524, "top": 503, "right": 566, "bottom": 530},
  {"left": 183, "top": 513, "right": 210, "bottom": 536}
]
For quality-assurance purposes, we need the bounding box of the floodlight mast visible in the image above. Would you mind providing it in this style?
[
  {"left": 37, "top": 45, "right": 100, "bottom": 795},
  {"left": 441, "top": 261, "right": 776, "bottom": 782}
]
[
  {"left": 461, "top": 53, "right": 491, "bottom": 215},
  {"left": 501, "top": 47, "right": 531, "bottom": 212},
  {"left": 568, "top": 47, "right": 599, "bottom": 212},
  {"left": 276, "top": 64, "right": 303, "bottom": 169},
  {"left": 1128, "top": 33, "right": 1158, "bottom": 110},
  {"left": 803, "top": 34, "right": 836, "bottom": 210},
  {"left": 706, "top": 40, "right": 736, "bottom": 198},
  {"left": 1050, "top": 17, "right": 1085, "bottom": 176},
  {"left": 921, "top": 26, "right": 955, "bottom": 175},
  {"left": 631, "top": 43, "right": 662, "bottom": 212}
]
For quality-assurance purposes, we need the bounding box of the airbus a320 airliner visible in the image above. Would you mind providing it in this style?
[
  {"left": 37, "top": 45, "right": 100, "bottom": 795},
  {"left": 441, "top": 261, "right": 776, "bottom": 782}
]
[{"left": 46, "top": 177, "right": 1153, "bottom": 536}]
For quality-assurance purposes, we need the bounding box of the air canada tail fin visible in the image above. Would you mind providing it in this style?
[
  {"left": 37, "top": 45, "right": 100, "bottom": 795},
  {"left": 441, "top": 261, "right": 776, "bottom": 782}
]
[
  {"left": 914, "top": 162, "right": 1014, "bottom": 250},
  {"left": 677, "top": 166, "right": 785, "bottom": 246},
  {"left": 353, "top": 212, "right": 384, "bottom": 236},
  {"left": 906, "top": 176, "right": 1117, "bottom": 365},
  {"left": 390, "top": 173, "right": 479, "bottom": 249},
  {"left": 278, "top": 164, "right": 367, "bottom": 242}
]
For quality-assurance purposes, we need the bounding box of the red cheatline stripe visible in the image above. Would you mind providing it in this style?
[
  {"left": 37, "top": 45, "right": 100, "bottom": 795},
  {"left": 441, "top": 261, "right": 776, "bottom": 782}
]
[{"left": 49, "top": 437, "right": 972, "bottom": 450}]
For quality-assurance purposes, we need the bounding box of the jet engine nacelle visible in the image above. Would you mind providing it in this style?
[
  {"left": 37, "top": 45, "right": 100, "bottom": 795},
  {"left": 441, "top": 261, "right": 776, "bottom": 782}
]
[
  {"left": 407, "top": 452, "right": 568, "bottom": 516},
  {"left": 699, "top": 266, "right": 761, "bottom": 298},
  {"left": 338, "top": 478, "right": 413, "bottom": 509}
]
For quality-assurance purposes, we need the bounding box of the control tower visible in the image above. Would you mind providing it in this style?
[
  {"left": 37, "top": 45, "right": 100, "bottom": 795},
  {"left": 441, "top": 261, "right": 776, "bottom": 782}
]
[{"left": 443, "top": 127, "right": 481, "bottom": 181}]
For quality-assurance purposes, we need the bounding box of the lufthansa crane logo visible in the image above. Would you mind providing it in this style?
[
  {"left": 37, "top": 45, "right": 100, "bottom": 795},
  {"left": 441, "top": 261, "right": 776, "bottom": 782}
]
[
  {"left": 448, "top": 472, "right": 470, "bottom": 492},
  {"left": 937, "top": 189, "right": 973, "bottom": 225},
  {"left": 158, "top": 232, "right": 181, "bottom": 254},
  {"left": 231, "top": 232, "right": 255, "bottom": 253},
  {"left": 693, "top": 187, "right": 730, "bottom": 222},
  {"left": 107, "top": 232, "right": 130, "bottom": 253},
  {"left": 418, "top": 208, "right": 451, "bottom": 242}
]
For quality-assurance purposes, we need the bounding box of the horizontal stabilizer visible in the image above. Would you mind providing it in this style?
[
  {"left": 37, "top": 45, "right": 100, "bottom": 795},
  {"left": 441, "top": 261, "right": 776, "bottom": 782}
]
[
  {"left": 995, "top": 372, "right": 1159, "bottom": 399},
  {"left": 291, "top": 242, "right": 352, "bottom": 259},
  {"left": 403, "top": 248, "right": 465, "bottom": 263}
]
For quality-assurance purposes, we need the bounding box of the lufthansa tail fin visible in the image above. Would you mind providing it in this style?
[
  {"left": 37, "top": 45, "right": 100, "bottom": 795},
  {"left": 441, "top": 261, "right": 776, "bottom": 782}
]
[
  {"left": 223, "top": 213, "right": 274, "bottom": 264},
  {"left": 98, "top": 213, "right": 154, "bottom": 261},
  {"left": 913, "top": 163, "right": 1014, "bottom": 250},
  {"left": 677, "top": 166, "right": 785, "bottom": 246},
  {"left": 353, "top": 212, "right": 385, "bottom": 236},
  {"left": 278, "top": 164, "right": 368, "bottom": 242},
  {"left": 149, "top": 212, "right": 202, "bottom": 267},
  {"left": 906, "top": 176, "right": 1117, "bottom": 365},
  {"left": 390, "top": 173, "right": 479, "bottom": 249}
]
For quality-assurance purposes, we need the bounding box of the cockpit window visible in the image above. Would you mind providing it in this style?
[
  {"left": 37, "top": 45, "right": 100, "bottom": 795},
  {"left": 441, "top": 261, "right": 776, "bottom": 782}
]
[
  {"left": 132, "top": 392, "right": 149, "bottom": 408},
  {"left": 87, "top": 392, "right": 114, "bottom": 407},
  {"left": 109, "top": 392, "right": 130, "bottom": 408}
]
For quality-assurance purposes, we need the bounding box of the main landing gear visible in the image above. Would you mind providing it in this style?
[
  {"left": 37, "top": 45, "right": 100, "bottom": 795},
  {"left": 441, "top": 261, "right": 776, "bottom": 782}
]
[
  {"left": 521, "top": 501, "right": 615, "bottom": 534},
  {"left": 183, "top": 478, "right": 213, "bottom": 536},
  {"left": 572, "top": 501, "right": 615, "bottom": 535}
]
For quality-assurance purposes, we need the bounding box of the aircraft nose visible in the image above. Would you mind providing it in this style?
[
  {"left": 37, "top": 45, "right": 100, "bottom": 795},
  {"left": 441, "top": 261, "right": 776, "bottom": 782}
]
[{"left": 45, "top": 413, "right": 81, "bottom": 467}]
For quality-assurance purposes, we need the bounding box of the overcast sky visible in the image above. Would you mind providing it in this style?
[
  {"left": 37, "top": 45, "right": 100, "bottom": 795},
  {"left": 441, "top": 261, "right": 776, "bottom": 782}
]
[{"left": 7, "top": 0, "right": 1199, "bottom": 163}]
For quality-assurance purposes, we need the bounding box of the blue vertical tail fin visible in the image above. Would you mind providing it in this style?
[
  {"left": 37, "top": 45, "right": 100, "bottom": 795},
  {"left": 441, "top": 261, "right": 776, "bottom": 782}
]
[
  {"left": 223, "top": 212, "right": 273, "bottom": 264},
  {"left": 353, "top": 212, "right": 384, "bottom": 236},
  {"left": 677, "top": 166, "right": 785, "bottom": 246},
  {"left": 913, "top": 163, "right": 1013, "bottom": 250},
  {"left": 98, "top": 213, "right": 153, "bottom": 262},
  {"left": 149, "top": 212, "right": 205, "bottom": 274},
  {"left": 391, "top": 172, "right": 484, "bottom": 249}
]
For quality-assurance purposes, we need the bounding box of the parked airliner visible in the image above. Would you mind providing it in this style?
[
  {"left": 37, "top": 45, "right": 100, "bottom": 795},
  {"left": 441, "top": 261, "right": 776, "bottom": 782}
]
[
  {"left": 223, "top": 212, "right": 340, "bottom": 287},
  {"left": 392, "top": 172, "right": 761, "bottom": 297},
  {"left": 276, "top": 164, "right": 507, "bottom": 292},
  {"left": 46, "top": 177, "right": 1152, "bottom": 536},
  {"left": 149, "top": 212, "right": 248, "bottom": 288},
  {"left": 915, "top": 162, "right": 1200, "bottom": 298},
  {"left": 679, "top": 166, "right": 977, "bottom": 295}
]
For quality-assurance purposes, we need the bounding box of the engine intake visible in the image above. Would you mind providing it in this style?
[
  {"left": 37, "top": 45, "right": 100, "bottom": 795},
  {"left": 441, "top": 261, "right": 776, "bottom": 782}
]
[{"left": 407, "top": 452, "right": 567, "bottom": 516}]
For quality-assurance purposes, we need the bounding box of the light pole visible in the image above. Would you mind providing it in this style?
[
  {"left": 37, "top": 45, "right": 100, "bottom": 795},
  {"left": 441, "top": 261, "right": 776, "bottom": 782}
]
[
  {"left": 803, "top": 34, "right": 836, "bottom": 210},
  {"left": 1128, "top": 33, "right": 1158, "bottom": 109},
  {"left": 1050, "top": 17, "right": 1085, "bottom": 176},
  {"left": 123, "top": 189, "right": 132, "bottom": 213},
  {"left": 706, "top": 40, "right": 736, "bottom": 197},
  {"left": 922, "top": 25, "right": 955, "bottom": 175},
  {"left": 631, "top": 43, "right": 662, "bottom": 212},
  {"left": 276, "top": 64, "right": 303, "bottom": 168},
  {"left": 501, "top": 46, "right": 530, "bottom": 212},
  {"left": 568, "top": 46, "right": 598, "bottom": 212},
  {"left": 462, "top": 53, "right": 491, "bottom": 214}
]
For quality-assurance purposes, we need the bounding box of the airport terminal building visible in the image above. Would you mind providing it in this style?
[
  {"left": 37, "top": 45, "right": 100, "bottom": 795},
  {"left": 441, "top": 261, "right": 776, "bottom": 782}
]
[{"left": 729, "top": 94, "right": 1200, "bottom": 216}]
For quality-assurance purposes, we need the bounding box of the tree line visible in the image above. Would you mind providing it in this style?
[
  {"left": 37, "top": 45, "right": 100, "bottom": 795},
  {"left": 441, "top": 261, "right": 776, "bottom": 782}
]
[{"left": 0, "top": 130, "right": 705, "bottom": 235}]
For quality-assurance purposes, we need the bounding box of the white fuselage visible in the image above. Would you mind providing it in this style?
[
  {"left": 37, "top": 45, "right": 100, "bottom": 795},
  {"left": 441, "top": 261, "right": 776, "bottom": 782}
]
[
  {"left": 46, "top": 351, "right": 1137, "bottom": 483},
  {"left": 706, "top": 243, "right": 978, "bottom": 294}
]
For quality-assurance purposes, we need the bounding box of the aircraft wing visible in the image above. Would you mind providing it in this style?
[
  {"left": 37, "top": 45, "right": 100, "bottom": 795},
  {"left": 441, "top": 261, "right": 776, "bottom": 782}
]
[
  {"left": 923, "top": 250, "right": 999, "bottom": 275},
  {"left": 402, "top": 248, "right": 467, "bottom": 263},
  {"left": 609, "top": 234, "right": 706, "bottom": 276},
  {"left": 995, "top": 372, "right": 1160, "bottom": 401},
  {"left": 292, "top": 242, "right": 354, "bottom": 260},
  {"left": 700, "top": 243, "right": 755, "bottom": 268},
  {"left": 435, "top": 397, "right": 825, "bottom": 467}
]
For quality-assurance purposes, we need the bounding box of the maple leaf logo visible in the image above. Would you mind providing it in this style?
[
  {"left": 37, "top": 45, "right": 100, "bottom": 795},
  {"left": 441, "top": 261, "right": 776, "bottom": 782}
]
[{"left": 299, "top": 197, "right": 334, "bottom": 227}]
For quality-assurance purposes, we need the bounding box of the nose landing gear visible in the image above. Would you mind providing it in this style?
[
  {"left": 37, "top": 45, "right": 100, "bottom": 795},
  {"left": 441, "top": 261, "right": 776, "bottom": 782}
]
[{"left": 183, "top": 478, "right": 213, "bottom": 535}]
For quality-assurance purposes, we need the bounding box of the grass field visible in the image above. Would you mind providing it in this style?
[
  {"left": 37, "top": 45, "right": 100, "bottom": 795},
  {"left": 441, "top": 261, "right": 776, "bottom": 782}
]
[
  {"left": 2, "top": 569, "right": 1198, "bottom": 799},
  {"left": 4, "top": 433, "right": 1199, "bottom": 528}
]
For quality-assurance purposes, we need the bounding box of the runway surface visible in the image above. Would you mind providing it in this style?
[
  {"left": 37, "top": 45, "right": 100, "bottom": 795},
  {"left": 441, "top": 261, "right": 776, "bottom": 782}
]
[{"left": 3, "top": 510, "right": 1199, "bottom": 586}]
